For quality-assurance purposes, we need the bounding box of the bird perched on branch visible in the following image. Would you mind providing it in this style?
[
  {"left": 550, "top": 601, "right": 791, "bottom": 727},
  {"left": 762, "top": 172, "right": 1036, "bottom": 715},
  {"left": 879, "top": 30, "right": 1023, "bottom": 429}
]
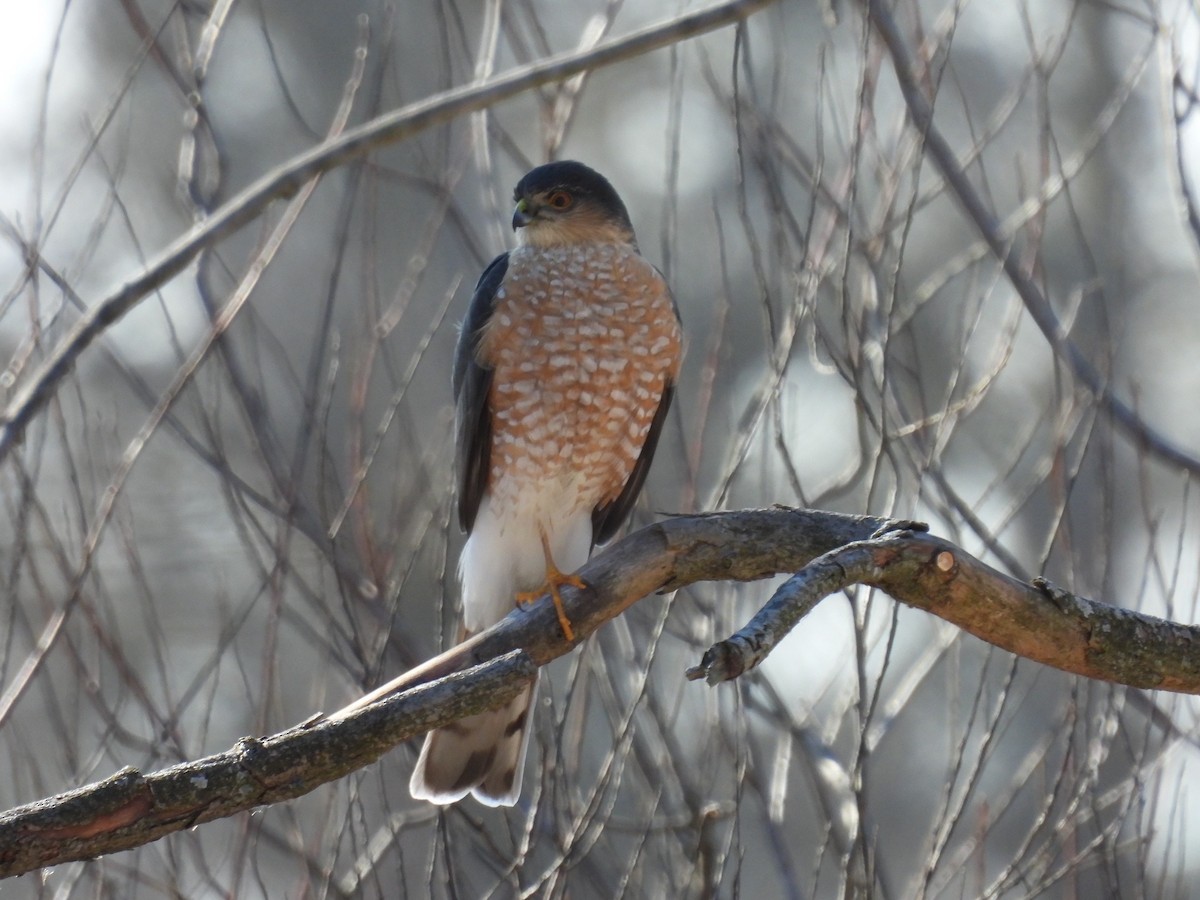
[{"left": 410, "top": 160, "right": 683, "bottom": 806}]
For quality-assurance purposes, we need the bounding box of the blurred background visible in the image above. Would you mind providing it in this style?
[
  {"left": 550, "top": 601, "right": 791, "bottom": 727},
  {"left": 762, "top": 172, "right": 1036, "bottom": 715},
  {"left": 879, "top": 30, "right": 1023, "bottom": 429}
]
[{"left": 2, "top": 0, "right": 1199, "bottom": 896}]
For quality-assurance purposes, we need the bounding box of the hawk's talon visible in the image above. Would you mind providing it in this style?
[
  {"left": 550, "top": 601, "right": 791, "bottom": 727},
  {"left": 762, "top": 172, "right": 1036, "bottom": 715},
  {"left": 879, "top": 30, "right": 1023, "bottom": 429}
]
[
  {"left": 516, "top": 574, "right": 582, "bottom": 643},
  {"left": 514, "top": 528, "right": 583, "bottom": 642}
]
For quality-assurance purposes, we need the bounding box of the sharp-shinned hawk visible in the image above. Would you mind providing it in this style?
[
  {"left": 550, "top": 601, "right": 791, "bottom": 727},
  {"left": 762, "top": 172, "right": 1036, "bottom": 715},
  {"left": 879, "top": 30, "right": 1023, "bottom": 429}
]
[{"left": 410, "top": 160, "right": 683, "bottom": 806}]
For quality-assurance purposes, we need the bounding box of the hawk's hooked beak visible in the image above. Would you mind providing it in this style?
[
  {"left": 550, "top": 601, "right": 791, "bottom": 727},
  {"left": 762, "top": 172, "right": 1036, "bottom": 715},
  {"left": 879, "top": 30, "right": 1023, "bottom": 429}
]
[{"left": 512, "top": 197, "right": 535, "bottom": 231}]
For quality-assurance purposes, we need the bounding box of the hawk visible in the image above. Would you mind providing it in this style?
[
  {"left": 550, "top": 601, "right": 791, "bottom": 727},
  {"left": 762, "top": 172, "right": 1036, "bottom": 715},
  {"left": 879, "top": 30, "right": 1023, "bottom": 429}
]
[{"left": 410, "top": 161, "right": 683, "bottom": 806}]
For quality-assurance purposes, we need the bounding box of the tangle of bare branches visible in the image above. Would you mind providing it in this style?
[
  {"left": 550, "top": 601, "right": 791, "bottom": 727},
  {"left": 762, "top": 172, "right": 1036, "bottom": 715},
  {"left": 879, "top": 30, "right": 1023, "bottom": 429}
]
[
  {"left": 0, "top": 0, "right": 776, "bottom": 463},
  {"left": 862, "top": 0, "right": 1200, "bottom": 475}
]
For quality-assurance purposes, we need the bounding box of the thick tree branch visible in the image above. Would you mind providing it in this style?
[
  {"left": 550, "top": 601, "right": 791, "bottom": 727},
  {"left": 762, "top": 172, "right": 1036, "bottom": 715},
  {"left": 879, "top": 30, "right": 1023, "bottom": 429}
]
[
  {"left": 4, "top": 506, "right": 1198, "bottom": 878},
  {"left": 0, "top": 0, "right": 776, "bottom": 463},
  {"left": 0, "top": 653, "right": 536, "bottom": 878},
  {"left": 328, "top": 507, "right": 899, "bottom": 718},
  {"left": 688, "top": 525, "right": 1200, "bottom": 690}
]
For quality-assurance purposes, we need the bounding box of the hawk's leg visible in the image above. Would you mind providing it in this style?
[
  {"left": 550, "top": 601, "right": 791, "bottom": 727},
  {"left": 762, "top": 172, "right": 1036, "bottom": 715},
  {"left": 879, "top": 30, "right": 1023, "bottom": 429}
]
[{"left": 515, "top": 526, "right": 584, "bottom": 642}]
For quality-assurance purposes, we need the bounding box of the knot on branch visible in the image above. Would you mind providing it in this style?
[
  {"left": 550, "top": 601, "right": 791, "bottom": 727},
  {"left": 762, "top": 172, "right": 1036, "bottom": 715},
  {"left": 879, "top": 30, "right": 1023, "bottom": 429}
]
[{"left": 686, "top": 634, "right": 762, "bottom": 685}]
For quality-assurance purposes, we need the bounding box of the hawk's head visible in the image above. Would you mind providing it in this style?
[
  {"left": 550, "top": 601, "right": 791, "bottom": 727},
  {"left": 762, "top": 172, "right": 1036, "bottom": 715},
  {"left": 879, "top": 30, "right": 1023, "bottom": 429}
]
[{"left": 511, "top": 161, "right": 636, "bottom": 248}]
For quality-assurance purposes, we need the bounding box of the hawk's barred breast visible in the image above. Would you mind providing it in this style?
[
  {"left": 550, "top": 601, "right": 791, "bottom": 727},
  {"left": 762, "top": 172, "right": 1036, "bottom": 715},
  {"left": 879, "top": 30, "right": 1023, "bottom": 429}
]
[{"left": 478, "top": 242, "right": 682, "bottom": 520}]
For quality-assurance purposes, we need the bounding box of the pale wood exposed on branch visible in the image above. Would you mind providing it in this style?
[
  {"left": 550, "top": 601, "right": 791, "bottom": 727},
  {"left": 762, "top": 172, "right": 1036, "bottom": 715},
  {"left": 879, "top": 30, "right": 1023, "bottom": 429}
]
[{"left": 3, "top": 506, "right": 1197, "bottom": 878}]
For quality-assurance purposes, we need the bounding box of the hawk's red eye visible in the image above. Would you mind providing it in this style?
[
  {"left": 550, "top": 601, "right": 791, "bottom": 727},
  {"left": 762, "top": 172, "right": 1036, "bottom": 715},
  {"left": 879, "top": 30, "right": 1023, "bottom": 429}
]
[{"left": 547, "top": 190, "right": 573, "bottom": 210}]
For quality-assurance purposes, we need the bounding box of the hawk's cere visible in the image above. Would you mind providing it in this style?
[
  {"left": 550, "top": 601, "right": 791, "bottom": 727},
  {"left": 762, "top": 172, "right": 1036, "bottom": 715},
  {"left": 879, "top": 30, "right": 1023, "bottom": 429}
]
[{"left": 409, "top": 161, "right": 684, "bottom": 807}]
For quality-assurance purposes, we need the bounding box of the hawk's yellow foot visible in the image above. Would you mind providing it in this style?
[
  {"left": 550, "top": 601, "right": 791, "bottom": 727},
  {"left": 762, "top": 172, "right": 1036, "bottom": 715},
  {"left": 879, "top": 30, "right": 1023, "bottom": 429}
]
[{"left": 515, "top": 527, "right": 584, "bottom": 642}]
